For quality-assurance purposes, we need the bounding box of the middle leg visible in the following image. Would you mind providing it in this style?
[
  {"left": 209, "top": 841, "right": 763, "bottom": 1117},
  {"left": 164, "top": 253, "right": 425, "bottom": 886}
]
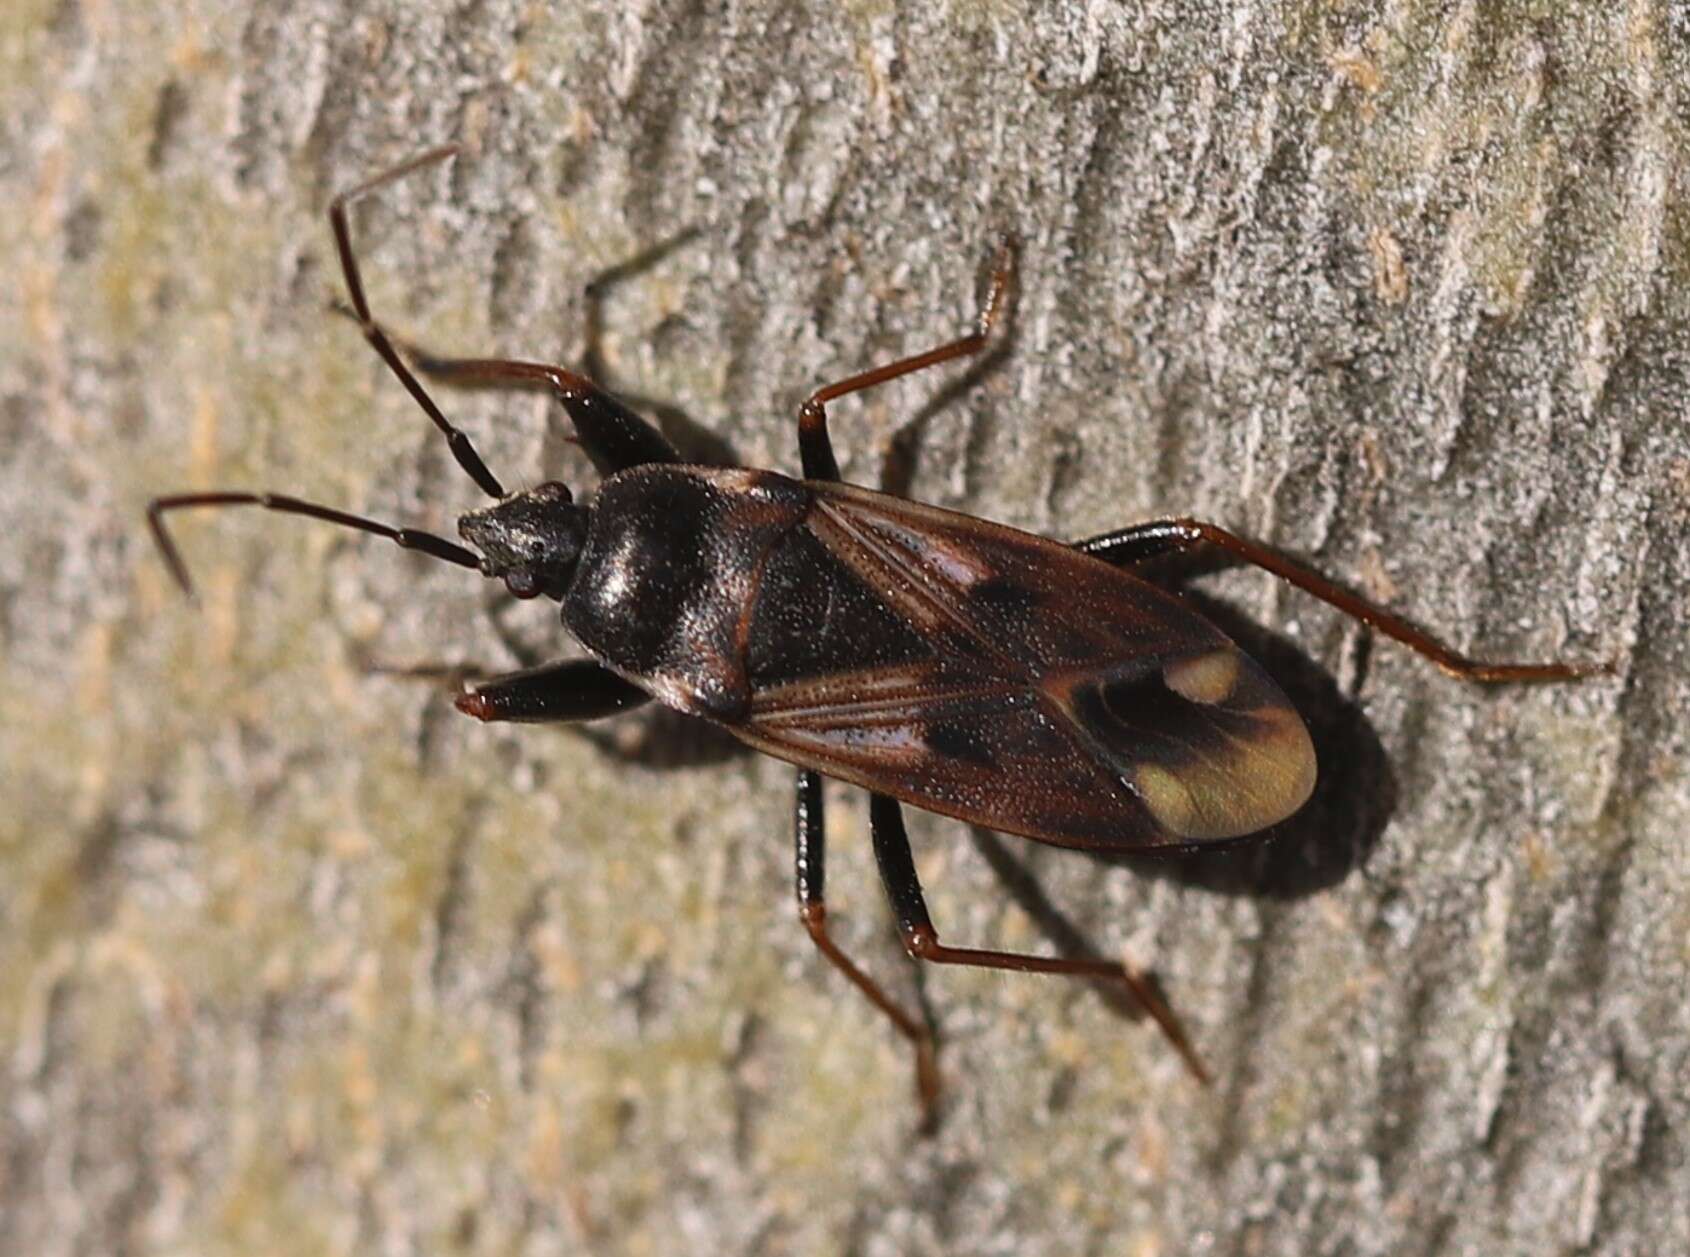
[{"left": 798, "top": 246, "right": 1014, "bottom": 482}]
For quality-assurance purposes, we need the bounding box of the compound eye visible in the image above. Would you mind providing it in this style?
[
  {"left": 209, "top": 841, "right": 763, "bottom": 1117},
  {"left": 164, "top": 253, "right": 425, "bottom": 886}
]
[{"left": 504, "top": 568, "right": 542, "bottom": 599}]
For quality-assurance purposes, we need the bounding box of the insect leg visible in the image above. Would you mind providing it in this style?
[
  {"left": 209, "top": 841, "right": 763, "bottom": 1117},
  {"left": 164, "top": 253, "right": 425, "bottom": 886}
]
[
  {"left": 798, "top": 245, "right": 1014, "bottom": 481},
  {"left": 794, "top": 771, "right": 941, "bottom": 1130},
  {"left": 147, "top": 492, "right": 479, "bottom": 599},
  {"left": 385, "top": 348, "right": 683, "bottom": 475},
  {"left": 1072, "top": 521, "right": 1199, "bottom": 568},
  {"left": 868, "top": 793, "right": 1211, "bottom": 1085},
  {"left": 350, "top": 228, "right": 709, "bottom": 472},
  {"left": 1082, "top": 518, "right": 1610, "bottom": 683},
  {"left": 454, "top": 659, "right": 652, "bottom": 723},
  {"left": 329, "top": 147, "right": 507, "bottom": 499}
]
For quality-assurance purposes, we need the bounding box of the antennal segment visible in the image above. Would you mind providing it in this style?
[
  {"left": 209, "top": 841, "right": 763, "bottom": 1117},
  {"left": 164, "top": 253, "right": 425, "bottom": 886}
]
[
  {"left": 328, "top": 146, "right": 507, "bottom": 500},
  {"left": 147, "top": 491, "right": 481, "bottom": 599}
]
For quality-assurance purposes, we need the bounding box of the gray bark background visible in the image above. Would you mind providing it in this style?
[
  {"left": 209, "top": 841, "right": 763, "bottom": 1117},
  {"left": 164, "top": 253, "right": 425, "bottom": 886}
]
[{"left": 2, "top": 1, "right": 1686, "bottom": 1254}]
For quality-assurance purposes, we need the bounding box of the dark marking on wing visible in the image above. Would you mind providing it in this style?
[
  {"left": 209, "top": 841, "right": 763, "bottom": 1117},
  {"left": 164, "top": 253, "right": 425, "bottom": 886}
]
[
  {"left": 1077, "top": 665, "right": 1265, "bottom": 770},
  {"left": 746, "top": 525, "right": 936, "bottom": 687},
  {"left": 969, "top": 576, "right": 1043, "bottom": 619},
  {"left": 927, "top": 715, "right": 997, "bottom": 766}
]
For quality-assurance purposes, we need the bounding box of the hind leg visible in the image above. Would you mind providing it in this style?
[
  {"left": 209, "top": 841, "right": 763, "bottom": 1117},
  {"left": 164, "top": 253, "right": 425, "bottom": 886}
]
[
  {"left": 867, "top": 793, "right": 1210, "bottom": 1085},
  {"left": 792, "top": 770, "right": 941, "bottom": 1132},
  {"left": 1077, "top": 519, "right": 1610, "bottom": 683}
]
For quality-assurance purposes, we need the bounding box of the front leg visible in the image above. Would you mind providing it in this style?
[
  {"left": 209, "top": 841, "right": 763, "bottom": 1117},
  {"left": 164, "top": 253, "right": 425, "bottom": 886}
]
[
  {"left": 454, "top": 659, "right": 652, "bottom": 723},
  {"left": 397, "top": 350, "right": 683, "bottom": 476},
  {"left": 331, "top": 308, "right": 685, "bottom": 477}
]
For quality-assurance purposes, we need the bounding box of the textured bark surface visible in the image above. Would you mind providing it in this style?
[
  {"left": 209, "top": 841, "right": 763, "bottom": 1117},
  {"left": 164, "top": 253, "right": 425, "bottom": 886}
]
[{"left": 3, "top": 2, "right": 1687, "bottom": 1254}]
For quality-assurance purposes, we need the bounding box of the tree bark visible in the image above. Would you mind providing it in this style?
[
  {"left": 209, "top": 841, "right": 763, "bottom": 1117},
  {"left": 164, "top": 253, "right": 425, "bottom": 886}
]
[{"left": 3, "top": 2, "right": 1685, "bottom": 1254}]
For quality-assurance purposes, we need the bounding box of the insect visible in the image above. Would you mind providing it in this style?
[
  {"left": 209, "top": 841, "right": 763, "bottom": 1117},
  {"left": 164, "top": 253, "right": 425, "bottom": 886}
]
[{"left": 149, "top": 148, "right": 1606, "bottom": 1129}]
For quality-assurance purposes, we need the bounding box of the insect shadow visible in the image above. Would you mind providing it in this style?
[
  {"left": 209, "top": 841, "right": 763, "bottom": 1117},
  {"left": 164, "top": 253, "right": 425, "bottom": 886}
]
[
  {"left": 1133, "top": 589, "right": 1396, "bottom": 897},
  {"left": 875, "top": 299, "right": 1018, "bottom": 501},
  {"left": 952, "top": 579, "right": 1393, "bottom": 1036},
  {"left": 1097, "top": 543, "right": 1395, "bottom": 895}
]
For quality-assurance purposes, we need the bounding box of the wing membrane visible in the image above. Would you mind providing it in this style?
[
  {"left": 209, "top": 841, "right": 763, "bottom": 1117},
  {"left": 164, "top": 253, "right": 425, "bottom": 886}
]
[{"left": 732, "top": 485, "right": 1316, "bottom": 849}]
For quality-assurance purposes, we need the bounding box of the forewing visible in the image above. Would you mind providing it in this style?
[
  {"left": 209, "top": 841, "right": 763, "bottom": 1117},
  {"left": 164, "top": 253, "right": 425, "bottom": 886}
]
[{"left": 732, "top": 486, "right": 1316, "bottom": 849}]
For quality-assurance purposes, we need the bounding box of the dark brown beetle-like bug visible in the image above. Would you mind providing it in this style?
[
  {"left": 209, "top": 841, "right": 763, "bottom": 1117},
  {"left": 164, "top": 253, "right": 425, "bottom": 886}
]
[{"left": 150, "top": 149, "right": 1606, "bottom": 1128}]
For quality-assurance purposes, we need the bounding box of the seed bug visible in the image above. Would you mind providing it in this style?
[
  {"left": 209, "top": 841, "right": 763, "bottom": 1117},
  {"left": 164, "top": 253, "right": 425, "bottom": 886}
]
[{"left": 149, "top": 148, "right": 1608, "bottom": 1130}]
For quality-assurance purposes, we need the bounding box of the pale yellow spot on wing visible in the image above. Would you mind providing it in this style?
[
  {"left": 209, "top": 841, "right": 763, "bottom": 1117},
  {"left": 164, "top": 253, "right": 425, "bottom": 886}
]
[
  {"left": 1132, "top": 763, "right": 1199, "bottom": 836},
  {"left": 1132, "top": 705, "right": 1317, "bottom": 840},
  {"left": 1235, "top": 707, "right": 1319, "bottom": 823},
  {"left": 1162, "top": 649, "right": 1241, "bottom": 705}
]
